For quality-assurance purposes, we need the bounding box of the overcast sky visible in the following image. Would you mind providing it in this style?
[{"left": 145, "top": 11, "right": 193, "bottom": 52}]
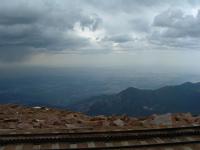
[{"left": 1, "top": 0, "right": 200, "bottom": 72}]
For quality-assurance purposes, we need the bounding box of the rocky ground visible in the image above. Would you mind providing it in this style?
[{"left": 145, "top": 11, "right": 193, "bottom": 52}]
[{"left": 0, "top": 104, "right": 200, "bottom": 131}]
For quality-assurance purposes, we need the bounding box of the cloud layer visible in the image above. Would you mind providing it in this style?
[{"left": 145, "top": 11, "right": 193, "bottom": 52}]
[
  {"left": 151, "top": 9, "right": 200, "bottom": 49},
  {"left": 0, "top": 0, "right": 200, "bottom": 62}
]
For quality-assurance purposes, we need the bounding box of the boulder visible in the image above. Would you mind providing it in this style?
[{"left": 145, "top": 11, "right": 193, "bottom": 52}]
[
  {"left": 150, "top": 113, "right": 172, "bottom": 127},
  {"left": 113, "top": 119, "right": 125, "bottom": 127}
]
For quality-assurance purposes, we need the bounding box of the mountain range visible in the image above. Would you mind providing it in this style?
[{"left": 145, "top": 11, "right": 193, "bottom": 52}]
[{"left": 70, "top": 82, "right": 200, "bottom": 116}]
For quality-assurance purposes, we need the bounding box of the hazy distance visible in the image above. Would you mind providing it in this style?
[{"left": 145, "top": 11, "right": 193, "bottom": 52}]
[{"left": 1, "top": 0, "right": 200, "bottom": 107}]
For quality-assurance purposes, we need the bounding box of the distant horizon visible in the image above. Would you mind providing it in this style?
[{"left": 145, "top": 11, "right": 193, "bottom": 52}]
[
  {"left": 0, "top": 0, "right": 200, "bottom": 73},
  {"left": 1, "top": 0, "right": 200, "bottom": 112}
]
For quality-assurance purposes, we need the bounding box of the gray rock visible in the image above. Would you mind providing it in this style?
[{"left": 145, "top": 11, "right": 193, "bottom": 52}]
[{"left": 113, "top": 119, "right": 124, "bottom": 127}]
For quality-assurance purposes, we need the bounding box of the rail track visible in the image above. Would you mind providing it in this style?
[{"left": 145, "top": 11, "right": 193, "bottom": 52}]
[{"left": 1, "top": 125, "right": 200, "bottom": 149}]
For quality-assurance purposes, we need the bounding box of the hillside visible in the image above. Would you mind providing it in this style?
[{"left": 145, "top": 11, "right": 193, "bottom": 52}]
[
  {"left": 70, "top": 82, "right": 200, "bottom": 116},
  {"left": 0, "top": 104, "right": 200, "bottom": 130}
]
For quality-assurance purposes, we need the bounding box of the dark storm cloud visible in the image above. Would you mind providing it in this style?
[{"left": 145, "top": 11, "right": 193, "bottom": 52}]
[
  {"left": 1, "top": 0, "right": 200, "bottom": 63},
  {"left": 105, "top": 35, "right": 133, "bottom": 43},
  {"left": 150, "top": 9, "right": 200, "bottom": 49},
  {"left": 86, "top": 0, "right": 173, "bottom": 13},
  {"left": 130, "top": 19, "right": 150, "bottom": 33},
  {"left": 0, "top": 0, "right": 102, "bottom": 62},
  {"left": 153, "top": 9, "right": 200, "bottom": 38},
  {"left": 79, "top": 14, "right": 102, "bottom": 31},
  {"left": 0, "top": 2, "right": 41, "bottom": 25}
]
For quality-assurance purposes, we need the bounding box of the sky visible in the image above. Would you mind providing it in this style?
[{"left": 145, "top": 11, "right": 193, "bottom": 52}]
[{"left": 1, "top": 0, "right": 200, "bottom": 72}]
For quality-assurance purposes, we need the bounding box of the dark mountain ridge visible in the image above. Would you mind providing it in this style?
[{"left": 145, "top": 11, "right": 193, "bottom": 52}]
[{"left": 70, "top": 82, "right": 200, "bottom": 116}]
